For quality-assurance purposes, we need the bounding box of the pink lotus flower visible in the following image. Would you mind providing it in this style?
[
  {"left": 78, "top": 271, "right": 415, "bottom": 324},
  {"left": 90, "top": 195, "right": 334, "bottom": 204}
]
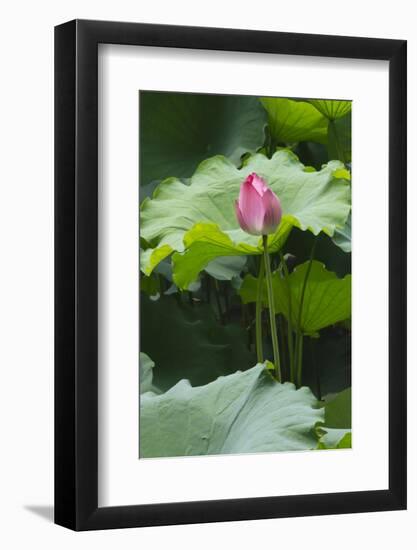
[{"left": 235, "top": 173, "right": 282, "bottom": 236}]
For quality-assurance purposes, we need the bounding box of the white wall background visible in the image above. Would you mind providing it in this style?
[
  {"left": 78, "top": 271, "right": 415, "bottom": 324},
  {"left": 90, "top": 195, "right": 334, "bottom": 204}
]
[{"left": 0, "top": 1, "right": 414, "bottom": 548}]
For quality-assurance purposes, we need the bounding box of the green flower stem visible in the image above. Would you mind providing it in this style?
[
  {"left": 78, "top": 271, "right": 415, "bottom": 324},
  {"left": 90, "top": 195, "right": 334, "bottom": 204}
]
[
  {"left": 262, "top": 235, "right": 281, "bottom": 382},
  {"left": 295, "top": 238, "right": 317, "bottom": 387},
  {"left": 279, "top": 251, "right": 294, "bottom": 383},
  {"left": 255, "top": 257, "right": 265, "bottom": 363},
  {"left": 277, "top": 314, "right": 288, "bottom": 381},
  {"left": 296, "top": 334, "right": 304, "bottom": 387}
]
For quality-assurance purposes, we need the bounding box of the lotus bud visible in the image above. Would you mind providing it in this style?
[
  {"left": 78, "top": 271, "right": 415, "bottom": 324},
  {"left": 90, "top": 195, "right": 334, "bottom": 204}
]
[{"left": 235, "top": 173, "right": 282, "bottom": 236}]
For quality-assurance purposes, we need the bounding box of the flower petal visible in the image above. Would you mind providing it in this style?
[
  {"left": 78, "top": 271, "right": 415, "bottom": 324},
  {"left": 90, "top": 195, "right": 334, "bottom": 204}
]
[
  {"left": 235, "top": 200, "right": 263, "bottom": 235},
  {"left": 234, "top": 201, "right": 250, "bottom": 233},
  {"left": 239, "top": 177, "right": 265, "bottom": 233},
  {"left": 249, "top": 173, "right": 268, "bottom": 197},
  {"left": 262, "top": 189, "right": 282, "bottom": 234}
]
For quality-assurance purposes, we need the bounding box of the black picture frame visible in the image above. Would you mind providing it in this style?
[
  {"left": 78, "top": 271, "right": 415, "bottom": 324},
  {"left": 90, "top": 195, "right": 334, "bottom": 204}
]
[{"left": 55, "top": 19, "right": 407, "bottom": 531}]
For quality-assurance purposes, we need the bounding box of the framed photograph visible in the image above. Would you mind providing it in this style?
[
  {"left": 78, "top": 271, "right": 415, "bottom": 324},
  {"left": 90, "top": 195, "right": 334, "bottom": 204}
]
[{"left": 55, "top": 19, "right": 406, "bottom": 530}]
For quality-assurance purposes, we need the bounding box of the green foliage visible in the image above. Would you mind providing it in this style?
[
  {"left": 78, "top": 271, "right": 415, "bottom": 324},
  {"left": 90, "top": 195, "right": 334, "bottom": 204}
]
[
  {"left": 328, "top": 112, "right": 352, "bottom": 163},
  {"left": 317, "top": 428, "right": 351, "bottom": 449},
  {"left": 302, "top": 328, "right": 351, "bottom": 397},
  {"left": 294, "top": 142, "right": 329, "bottom": 170},
  {"left": 140, "top": 294, "right": 256, "bottom": 391},
  {"left": 316, "top": 387, "right": 351, "bottom": 449},
  {"left": 204, "top": 256, "right": 246, "bottom": 281},
  {"left": 140, "top": 272, "right": 160, "bottom": 298},
  {"left": 141, "top": 150, "right": 351, "bottom": 288},
  {"left": 140, "top": 91, "right": 267, "bottom": 186},
  {"left": 139, "top": 92, "right": 353, "bottom": 457},
  {"left": 140, "top": 364, "right": 323, "bottom": 458},
  {"left": 239, "top": 261, "right": 351, "bottom": 335},
  {"left": 332, "top": 213, "right": 352, "bottom": 253},
  {"left": 260, "top": 97, "right": 328, "bottom": 144},
  {"left": 324, "top": 388, "right": 352, "bottom": 428},
  {"left": 308, "top": 99, "right": 352, "bottom": 121},
  {"left": 171, "top": 220, "right": 292, "bottom": 290},
  {"left": 139, "top": 352, "right": 160, "bottom": 394},
  {"left": 284, "top": 227, "right": 351, "bottom": 278}
]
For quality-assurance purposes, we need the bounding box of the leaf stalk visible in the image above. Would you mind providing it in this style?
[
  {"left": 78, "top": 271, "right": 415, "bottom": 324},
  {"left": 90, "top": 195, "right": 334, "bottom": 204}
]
[
  {"left": 280, "top": 251, "right": 294, "bottom": 383},
  {"left": 255, "top": 257, "right": 265, "bottom": 363},
  {"left": 295, "top": 238, "right": 317, "bottom": 387},
  {"left": 262, "top": 235, "right": 281, "bottom": 382}
]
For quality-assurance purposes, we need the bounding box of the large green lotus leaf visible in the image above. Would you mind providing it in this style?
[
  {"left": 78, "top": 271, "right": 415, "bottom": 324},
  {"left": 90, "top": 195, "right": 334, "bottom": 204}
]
[
  {"left": 324, "top": 388, "right": 352, "bottom": 428},
  {"left": 139, "top": 352, "right": 154, "bottom": 394},
  {"left": 139, "top": 352, "right": 160, "bottom": 395},
  {"left": 239, "top": 260, "right": 351, "bottom": 335},
  {"left": 260, "top": 98, "right": 328, "bottom": 144},
  {"left": 204, "top": 256, "right": 247, "bottom": 281},
  {"left": 316, "top": 387, "right": 351, "bottom": 449},
  {"left": 140, "top": 364, "right": 323, "bottom": 457},
  {"left": 171, "top": 221, "right": 293, "bottom": 290},
  {"left": 140, "top": 294, "right": 256, "bottom": 391},
  {"left": 308, "top": 99, "right": 352, "bottom": 121},
  {"left": 141, "top": 150, "right": 351, "bottom": 287},
  {"left": 317, "top": 428, "right": 351, "bottom": 449},
  {"left": 332, "top": 213, "right": 351, "bottom": 253},
  {"left": 328, "top": 112, "right": 352, "bottom": 164},
  {"left": 140, "top": 91, "right": 267, "bottom": 186}
]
